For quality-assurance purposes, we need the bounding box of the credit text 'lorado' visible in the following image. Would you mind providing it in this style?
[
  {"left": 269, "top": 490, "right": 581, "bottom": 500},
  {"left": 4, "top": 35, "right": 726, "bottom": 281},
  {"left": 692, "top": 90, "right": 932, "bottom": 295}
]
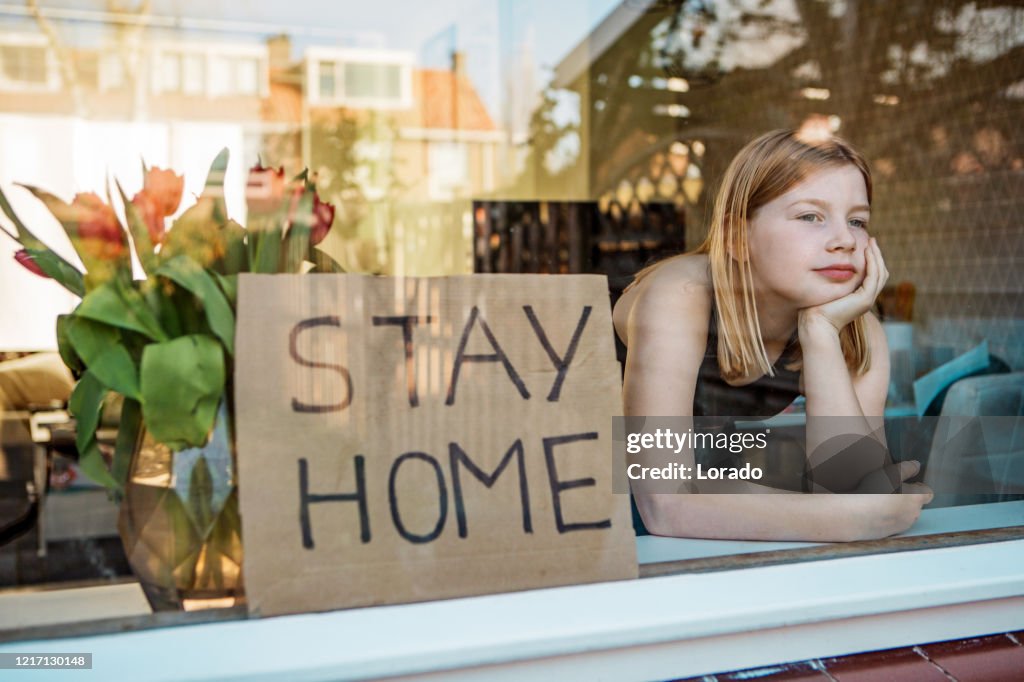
[{"left": 627, "top": 462, "right": 764, "bottom": 481}]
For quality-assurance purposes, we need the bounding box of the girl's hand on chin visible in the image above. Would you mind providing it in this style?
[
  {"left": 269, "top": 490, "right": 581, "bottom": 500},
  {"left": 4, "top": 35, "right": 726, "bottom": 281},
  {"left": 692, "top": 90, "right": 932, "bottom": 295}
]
[{"left": 799, "top": 237, "right": 889, "bottom": 336}]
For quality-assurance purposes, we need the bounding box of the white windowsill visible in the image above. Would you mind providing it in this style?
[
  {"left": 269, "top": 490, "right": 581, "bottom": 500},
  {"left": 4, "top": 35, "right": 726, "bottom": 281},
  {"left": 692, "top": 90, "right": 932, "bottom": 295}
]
[
  {"left": 638, "top": 499, "right": 1024, "bottom": 564},
  {"left": 1, "top": 503, "right": 1021, "bottom": 681}
]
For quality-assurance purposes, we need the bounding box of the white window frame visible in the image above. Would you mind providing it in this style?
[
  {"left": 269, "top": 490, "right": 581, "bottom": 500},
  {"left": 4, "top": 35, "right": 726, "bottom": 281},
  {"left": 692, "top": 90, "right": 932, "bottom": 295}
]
[{"left": 305, "top": 46, "right": 413, "bottom": 110}]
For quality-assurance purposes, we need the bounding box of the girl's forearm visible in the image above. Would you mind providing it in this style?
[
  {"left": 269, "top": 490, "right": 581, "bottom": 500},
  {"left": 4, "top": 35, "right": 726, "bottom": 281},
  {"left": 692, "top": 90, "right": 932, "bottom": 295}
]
[
  {"left": 636, "top": 492, "right": 877, "bottom": 542},
  {"left": 799, "top": 320, "right": 867, "bottom": 421},
  {"left": 799, "top": 321, "right": 889, "bottom": 489}
]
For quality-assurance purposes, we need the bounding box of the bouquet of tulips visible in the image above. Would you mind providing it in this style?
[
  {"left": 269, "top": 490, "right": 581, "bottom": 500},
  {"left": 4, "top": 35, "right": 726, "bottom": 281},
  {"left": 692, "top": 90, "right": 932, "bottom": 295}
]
[{"left": 0, "top": 150, "right": 341, "bottom": 494}]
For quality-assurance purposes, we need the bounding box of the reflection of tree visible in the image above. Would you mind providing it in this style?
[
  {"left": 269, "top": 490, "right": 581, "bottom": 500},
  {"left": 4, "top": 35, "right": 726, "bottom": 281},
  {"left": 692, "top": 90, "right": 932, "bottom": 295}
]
[
  {"left": 554, "top": 1, "right": 1020, "bottom": 238},
  {"left": 613, "top": 1, "right": 1019, "bottom": 171},
  {"left": 553, "top": 0, "right": 1022, "bottom": 322},
  {"left": 308, "top": 110, "right": 411, "bottom": 274},
  {"left": 309, "top": 111, "right": 366, "bottom": 232},
  {"left": 507, "top": 85, "right": 581, "bottom": 199},
  {"left": 26, "top": 0, "right": 86, "bottom": 114},
  {"left": 786, "top": 0, "right": 1023, "bottom": 167},
  {"left": 26, "top": 0, "right": 153, "bottom": 117},
  {"left": 106, "top": 1, "right": 151, "bottom": 117}
]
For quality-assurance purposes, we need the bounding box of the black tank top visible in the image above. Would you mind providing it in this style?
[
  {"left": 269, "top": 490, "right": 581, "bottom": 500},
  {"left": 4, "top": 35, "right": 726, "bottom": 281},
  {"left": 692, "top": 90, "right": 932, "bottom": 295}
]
[
  {"left": 613, "top": 297, "right": 802, "bottom": 417},
  {"left": 693, "top": 304, "right": 802, "bottom": 418}
]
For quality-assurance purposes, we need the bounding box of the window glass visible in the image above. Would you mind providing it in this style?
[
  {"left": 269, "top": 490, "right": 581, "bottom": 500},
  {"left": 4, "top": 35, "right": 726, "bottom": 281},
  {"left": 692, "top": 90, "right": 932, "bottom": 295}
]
[
  {"left": 182, "top": 52, "right": 204, "bottom": 94},
  {"left": 235, "top": 57, "right": 260, "bottom": 95},
  {"left": 208, "top": 54, "right": 231, "bottom": 96},
  {"left": 318, "top": 60, "right": 336, "bottom": 99},
  {"left": 0, "top": 44, "right": 46, "bottom": 84},
  {"left": 428, "top": 141, "right": 468, "bottom": 200},
  {"left": 100, "top": 53, "right": 125, "bottom": 90},
  {"left": 0, "top": 1, "right": 1021, "bottom": 597},
  {"left": 160, "top": 52, "right": 181, "bottom": 92},
  {"left": 344, "top": 61, "right": 402, "bottom": 100}
]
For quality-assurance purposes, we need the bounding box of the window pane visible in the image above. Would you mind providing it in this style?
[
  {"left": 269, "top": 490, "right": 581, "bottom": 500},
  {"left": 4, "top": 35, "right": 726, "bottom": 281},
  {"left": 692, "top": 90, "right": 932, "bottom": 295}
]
[
  {"left": 0, "top": 45, "right": 46, "bottom": 83},
  {"left": 318, "top": 60, "right": 335, "bottom": 98},
  {"left": 428, "top": 142, "right": 467, "bottom": 200},
  {"left": 236, "top": 57, "right": 259, "bottom": 95},
  {"left": 182, "top": 53, "right": 204, "bottom": 95},
  {"left": 209, "top": 55, "right": 231, "bottom": 96},
  {"left": 161, "top": 53, "right": 181, "bottom": 92},
  {"left": 344, "top": 62, "right": 401, "bottom": 100}
]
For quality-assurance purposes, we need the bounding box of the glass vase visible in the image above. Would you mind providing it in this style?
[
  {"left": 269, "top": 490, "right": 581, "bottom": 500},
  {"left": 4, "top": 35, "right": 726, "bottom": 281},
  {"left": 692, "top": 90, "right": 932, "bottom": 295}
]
[{"left": 118, "top": 401, "right": 244, "bottom": 611}]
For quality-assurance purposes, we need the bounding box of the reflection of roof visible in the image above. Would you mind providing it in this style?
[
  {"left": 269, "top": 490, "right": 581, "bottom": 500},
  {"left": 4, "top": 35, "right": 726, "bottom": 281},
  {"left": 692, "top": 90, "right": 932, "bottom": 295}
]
[
  {"left": 399, "top": 68, "right": 496, "bottom": 131},
  {"left": 552, "top": 0, "right": 655, "bottom": 89},
  {"left": 262, "top": 71, "right": 303, "bottom": 124}
]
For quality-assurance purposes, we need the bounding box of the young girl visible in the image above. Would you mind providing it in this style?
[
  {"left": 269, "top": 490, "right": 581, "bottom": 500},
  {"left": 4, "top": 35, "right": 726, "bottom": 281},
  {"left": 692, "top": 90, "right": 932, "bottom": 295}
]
[{"left": 613, "top": 129, "right": 933, "bottom": 542}]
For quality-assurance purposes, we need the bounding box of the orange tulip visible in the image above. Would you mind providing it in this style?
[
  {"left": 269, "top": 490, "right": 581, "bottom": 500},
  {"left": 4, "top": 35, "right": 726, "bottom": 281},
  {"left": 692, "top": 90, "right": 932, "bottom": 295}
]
[
  {"left": 132, "top": 167, "right": 184, "bottom": 244},
  {"left": 71, "top": 193, "right": 125, "bottom": 260}
]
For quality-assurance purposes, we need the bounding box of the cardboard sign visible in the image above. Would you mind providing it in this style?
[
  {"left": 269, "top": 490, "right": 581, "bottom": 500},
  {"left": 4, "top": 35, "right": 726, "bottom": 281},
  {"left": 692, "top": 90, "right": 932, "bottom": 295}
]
[{"left": 234, "top": 274, "right": 636, "bottom": 616}]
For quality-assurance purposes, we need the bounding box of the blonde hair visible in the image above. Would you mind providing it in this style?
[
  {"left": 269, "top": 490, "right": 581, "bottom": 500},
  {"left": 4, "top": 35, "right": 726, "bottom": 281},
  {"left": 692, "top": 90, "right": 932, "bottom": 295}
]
[{"left": 636, "top": 129, "right": 873, "bottom": 380}]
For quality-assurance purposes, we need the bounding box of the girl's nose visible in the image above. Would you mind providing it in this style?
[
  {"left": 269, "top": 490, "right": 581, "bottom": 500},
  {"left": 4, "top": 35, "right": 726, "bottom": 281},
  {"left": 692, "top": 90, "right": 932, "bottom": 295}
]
[{"left": 826, "top": 221, "right": 857, "bottom": 251}]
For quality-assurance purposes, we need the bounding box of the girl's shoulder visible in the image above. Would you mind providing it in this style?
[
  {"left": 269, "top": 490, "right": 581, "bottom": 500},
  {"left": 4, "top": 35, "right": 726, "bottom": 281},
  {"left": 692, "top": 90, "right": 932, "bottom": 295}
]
[
  {"left": 644, "top": 253, "right": 712, "bottom": 288},
  {"left": 613, "top": 254, "right": 712, "bottom": 344}
]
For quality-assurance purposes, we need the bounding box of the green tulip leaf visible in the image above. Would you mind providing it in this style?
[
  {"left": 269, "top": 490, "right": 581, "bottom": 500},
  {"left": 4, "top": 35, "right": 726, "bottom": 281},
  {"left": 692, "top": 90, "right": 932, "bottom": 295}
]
[
  {"left": 68, "top": 371, "right": 118, "bottom": 491},
  {"left": 24, "top": 248, "right": 86, "bottom": 297},
  {"left": 309, "top": 247, "right": 346, "bottom": 273},
  {"left": 213, "top": 273, "right": 238, "bottom": 307},
  {"left": 251, "top": 227, "right": 283, "bottom": 274},
  {"left": 155, "top": 255, "right": 235, "bottom": 355},
  {"left": 56, "top": 314, "right": 84, "bottom": 376},
  {"left": 141, "top": 334, "right": 224, "bottom": 450},
  {"left": 0, "top": 184, "right": 37, "bottom": 245},
  {"left": 69, "top": 370, "right": 106, "bottom": 445},
  {"left": 203, "top": 148, "right": 230, "bottom": 223},
  {"left": 65, "top": 316, "right": 140, "bottom": 399},
  {"left": 115, "top": 180, "right": 156, "bottom": 273},
  {"left": 76, "top": 278, "right": 168, "bottom": 342},
  {"left": 188, "top": 455, "right": 215, "bottom": 538},
  {"left": 281, "top": 191, "right": 314, "bottom": 273},
  {"left": 112, "top": 397, "right": 142, "bottom": 494},
  {"left": 0, "top": 185, "right": 86, "bottom": 297},
  {"left": 221, "top": 219, "right": 248, "bottom": 275},
  {"left": 77, "top": 440, "right": 119, "bottom": 492}
]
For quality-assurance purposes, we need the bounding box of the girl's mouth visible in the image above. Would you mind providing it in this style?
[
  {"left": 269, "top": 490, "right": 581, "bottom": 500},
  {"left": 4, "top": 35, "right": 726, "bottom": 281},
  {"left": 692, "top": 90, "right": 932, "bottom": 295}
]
[{"left": 815, "top": 267, "right": 857, "bottom": 282}]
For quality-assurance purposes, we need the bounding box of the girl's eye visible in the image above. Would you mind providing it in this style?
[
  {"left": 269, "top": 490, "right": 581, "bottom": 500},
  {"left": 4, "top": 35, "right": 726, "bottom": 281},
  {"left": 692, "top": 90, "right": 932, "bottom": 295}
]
[
  {"left": 849, "top": 218, "right": 869, "bottom": 230},
  {"left": 797, "top": 213, "right": 821, "bottom": 223}
]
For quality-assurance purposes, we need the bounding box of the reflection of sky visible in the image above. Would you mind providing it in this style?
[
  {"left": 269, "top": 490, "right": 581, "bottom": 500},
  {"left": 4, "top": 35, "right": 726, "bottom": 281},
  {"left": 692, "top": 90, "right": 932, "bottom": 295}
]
[{"left": 1, "top": 0, "right": 622, "bottom": 124}]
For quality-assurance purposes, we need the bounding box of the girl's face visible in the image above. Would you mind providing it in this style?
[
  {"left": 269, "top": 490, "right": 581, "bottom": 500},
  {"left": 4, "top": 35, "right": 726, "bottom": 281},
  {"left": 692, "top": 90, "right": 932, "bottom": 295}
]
[{"left": 745, "top": 164, "right": 871, "bottom": 310}]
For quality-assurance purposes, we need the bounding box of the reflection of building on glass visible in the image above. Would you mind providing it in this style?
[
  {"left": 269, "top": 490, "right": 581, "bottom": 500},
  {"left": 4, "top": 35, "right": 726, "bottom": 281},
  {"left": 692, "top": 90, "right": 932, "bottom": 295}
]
[
  {"left": 296, "top": 42, "right": 499, "bottom": 201},
  {"left": 0, "top": 25, "right": 505, "bottom": 296},
  {"left": 0, "top": 30, "right": 269, "bottom": 348},
  {"left": 263, "top": 38, "right": 502, "bottom": 275}
]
